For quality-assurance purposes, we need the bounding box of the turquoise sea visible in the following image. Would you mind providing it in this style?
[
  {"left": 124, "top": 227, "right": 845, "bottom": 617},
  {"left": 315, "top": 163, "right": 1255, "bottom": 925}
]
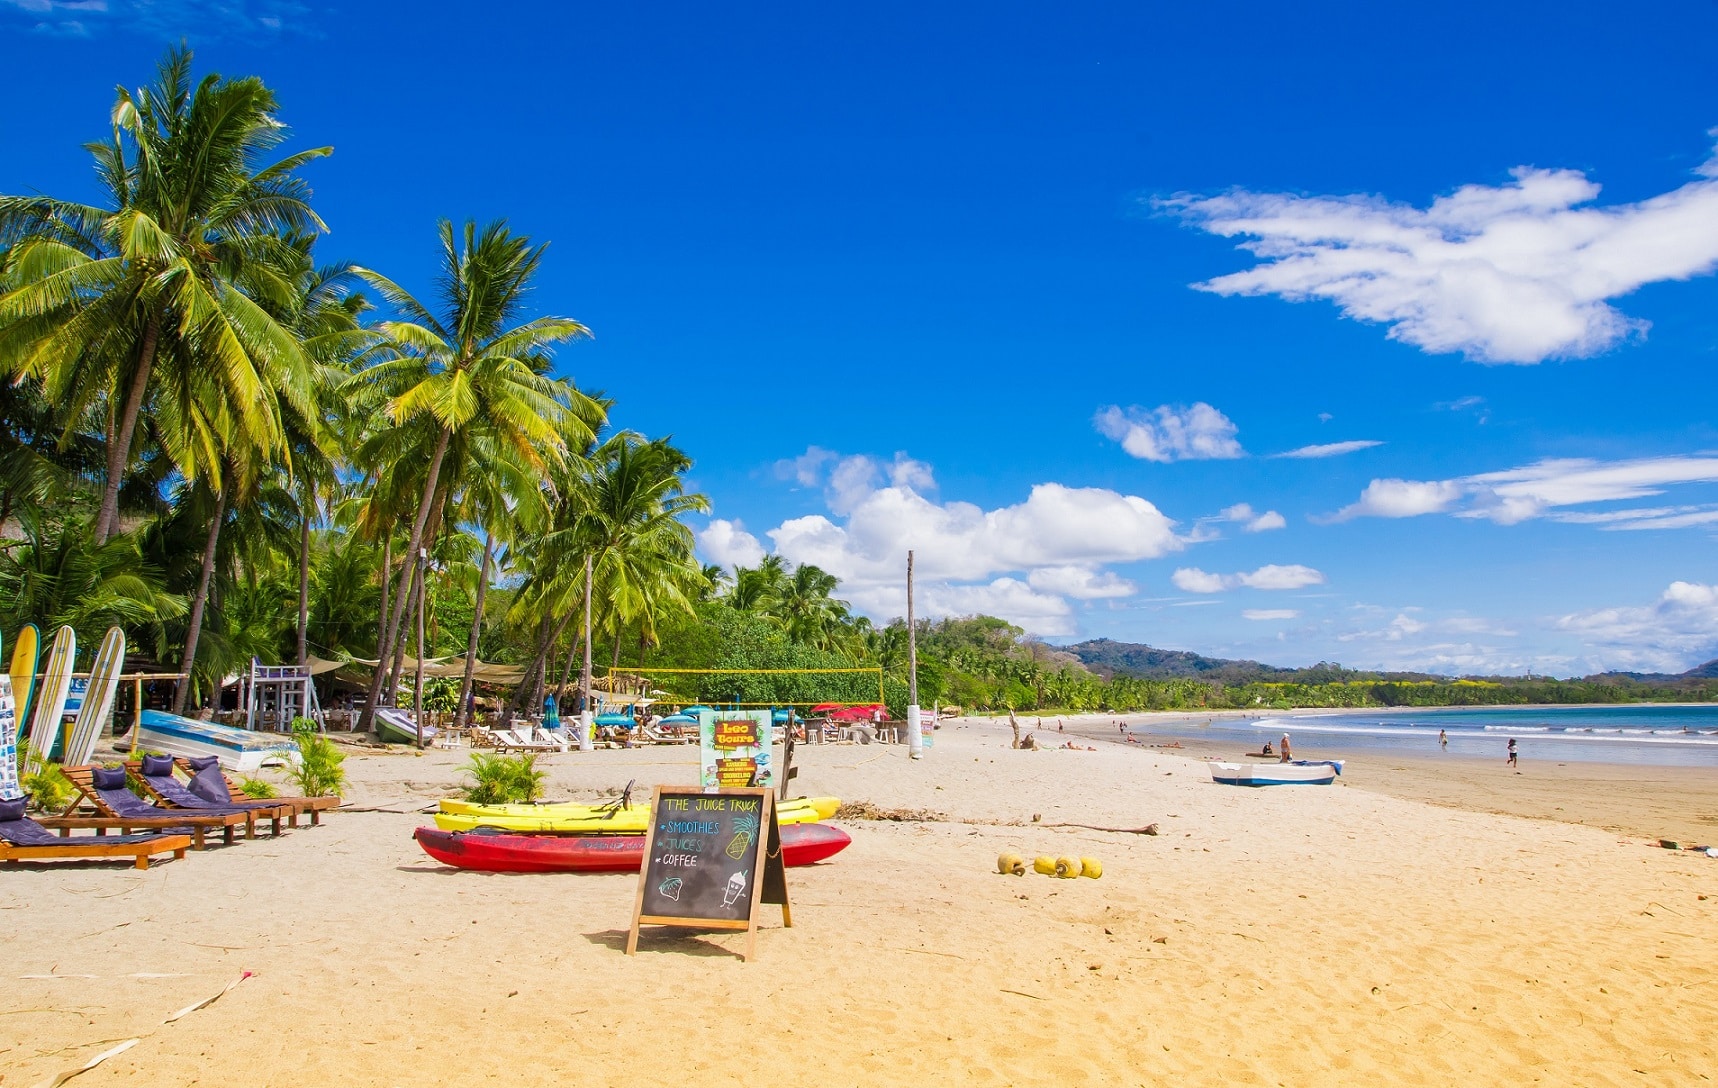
[{"left": 1083, "top": 704, "right": 1718, "bottom": 767}]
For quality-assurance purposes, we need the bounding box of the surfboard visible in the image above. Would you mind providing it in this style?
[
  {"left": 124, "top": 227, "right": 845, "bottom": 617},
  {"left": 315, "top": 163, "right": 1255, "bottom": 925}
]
[
  {"left": 8, "top": 624, "right": 39, "bottom": 739},
  {"left": 63, "top": 626, "right": 125, "bottom": 768},
  {"left": 0, "top": 629, "right": 18, "bottom": 802},
  {"left": 23, "top": 626, "right": 75, "bottom": 779}
]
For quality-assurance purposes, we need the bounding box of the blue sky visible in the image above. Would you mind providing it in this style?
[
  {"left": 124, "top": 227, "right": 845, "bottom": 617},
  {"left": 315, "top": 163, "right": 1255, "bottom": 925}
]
[{"left": 5, "top": 1, "right": 1718, "bottom": 675}]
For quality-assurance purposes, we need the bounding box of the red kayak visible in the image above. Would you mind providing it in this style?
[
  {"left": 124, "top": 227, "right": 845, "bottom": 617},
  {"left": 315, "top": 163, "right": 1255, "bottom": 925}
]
[{"left": 414, "top": 822, "right": 852, "bottom": 873}]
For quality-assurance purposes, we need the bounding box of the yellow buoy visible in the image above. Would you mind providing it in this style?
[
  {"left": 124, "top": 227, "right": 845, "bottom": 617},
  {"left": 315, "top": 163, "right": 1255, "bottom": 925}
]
[
  {"left": 1080, "top": 856, "right": 1103, "bottom": 879},
  {"left": 1054, "top": 856, "right": 1081, "bottom": 879},
  {"left": 1033, "top": 855, "right": 1057, "bottom": 875},
  {"left": 997, "top": 852, "right": 1026, "bottom": 876}
]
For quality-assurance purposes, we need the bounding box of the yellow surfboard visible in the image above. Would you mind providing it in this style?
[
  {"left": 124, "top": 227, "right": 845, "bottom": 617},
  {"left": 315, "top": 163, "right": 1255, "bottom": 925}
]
[{"left": 8, "top": 624, "right": 39, "bottom": 739}]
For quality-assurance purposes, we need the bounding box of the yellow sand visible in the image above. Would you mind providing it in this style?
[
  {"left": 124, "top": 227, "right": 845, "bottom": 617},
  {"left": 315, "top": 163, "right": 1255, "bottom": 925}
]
[{"left": 5, "top": 717, "right": 1715, "bottom": 1086}]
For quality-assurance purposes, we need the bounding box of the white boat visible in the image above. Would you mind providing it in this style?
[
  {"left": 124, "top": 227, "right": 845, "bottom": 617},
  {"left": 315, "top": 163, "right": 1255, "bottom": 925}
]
[
  {"left": 1208, "top": 759, "right": 1344, "bottom": 786},
  {"left": 374, "top": 706, "right": 437, "bottom": 745},
  {"left": 127, "top": 710, "right": 300, "bottom": 772}
]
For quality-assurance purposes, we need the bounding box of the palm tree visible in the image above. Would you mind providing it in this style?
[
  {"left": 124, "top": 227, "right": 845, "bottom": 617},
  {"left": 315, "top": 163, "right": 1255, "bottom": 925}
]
[
  {"left": 770, "top": 562, "right": 856, "bottom": 652},
  {"left": 348, "top": 219, "right": 597, "bottom": 731},
  {"left": 0, "top": 45, "right": 328, "bottom": 545}
]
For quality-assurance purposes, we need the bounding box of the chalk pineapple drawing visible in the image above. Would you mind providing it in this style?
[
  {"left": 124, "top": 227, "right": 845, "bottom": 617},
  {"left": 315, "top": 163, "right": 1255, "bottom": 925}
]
[
  {"left": 725, "top": 811, "right": 759, "bottom": 859},
  {"left": 658, "top": 876, "right": 683, "bottom": 902}
]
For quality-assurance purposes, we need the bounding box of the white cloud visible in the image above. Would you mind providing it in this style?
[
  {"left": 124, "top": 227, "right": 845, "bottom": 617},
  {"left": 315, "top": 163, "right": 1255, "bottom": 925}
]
[
  {"left": 1216, "top": 502, "right": 1286, "bottom": 532},
  {"left": 772, "top": 480, "right": 1181, "bottom": 587},
  {"left": 1558, "top": 581, "right": 1718, "bottom": 672},
  {"left": 776, "top": 447, "right": 937, "bottom": 515},
  {"left": 697, "top": 519, "right": 765, "bottom": 569},
  {"left": 1331, "top": 456, "right": 1718, "bottom": 526},
  {"left": 751, "top": 451, "right": 1195, "bottom": 632},
  {"left": 1165, "top": 135, "right": 1718, "bottom": 363},
  {"left": 1172, "top": 564, "right": 1325, "bottom": 593},
  {"left": 1272, "top": 440, "right": 1384, "bottom": 459},
  {"left": 1338, "top": 613, "right": 1429, "bottom": 642},
  {"left": 1242, "top": 609, "right": 1300, "bottom": 621},
  {"left": 1027, "top": 566, "right": 1137, "bottom": 599},
  {"left": 1095, "top": 403, "right": 1244, "bottom": 462}
]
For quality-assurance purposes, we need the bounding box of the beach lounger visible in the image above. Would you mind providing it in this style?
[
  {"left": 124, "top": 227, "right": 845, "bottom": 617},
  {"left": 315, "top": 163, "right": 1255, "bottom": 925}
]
[
  {"left": 129, "top": 757, "right": 291, "bottom": 834},
  {"left": 176, "top": 756, "right": 340, "bottom": 826},
  {"left": 1, "top": 799, "right": 191, "bottom": 869},
  {"left": 61, "top": 765, "right": 249, "bottom": 847},
  {"left": 534, "top": 728, "right": 572, "bottom": 752}
]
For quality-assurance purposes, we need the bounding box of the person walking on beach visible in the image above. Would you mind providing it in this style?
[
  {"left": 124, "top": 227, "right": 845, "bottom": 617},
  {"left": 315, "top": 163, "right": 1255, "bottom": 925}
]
[
  {"left": 1506, "top": 737, "right": 1518, "bottom": 768},
  {"left": 1279, "top": 733, "right": 1292, "bottom": 762},
  {"left": 1439, "top": 729, "right": 1448, "bottom": 750}
]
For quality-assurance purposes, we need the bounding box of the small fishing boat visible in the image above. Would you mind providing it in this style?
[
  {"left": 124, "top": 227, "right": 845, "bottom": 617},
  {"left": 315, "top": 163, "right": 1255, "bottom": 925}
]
[
  {"left": 413, "top": 821, "right": 852, "bottom": 873},
  {"left": 1208, "top": 759, "right": 1344, "bottom": 786},
  {"left": 127, "top": 710, "right": 300, "bottom": 772}
]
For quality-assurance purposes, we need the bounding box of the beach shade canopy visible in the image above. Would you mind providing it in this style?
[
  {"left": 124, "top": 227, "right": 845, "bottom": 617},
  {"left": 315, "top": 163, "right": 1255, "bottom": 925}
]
[
  {"left": 658, "top": 713, "right": 698, "bottom": 725},
  {"left": 827, "top": 704, "right": 886, "bottom": 722}
]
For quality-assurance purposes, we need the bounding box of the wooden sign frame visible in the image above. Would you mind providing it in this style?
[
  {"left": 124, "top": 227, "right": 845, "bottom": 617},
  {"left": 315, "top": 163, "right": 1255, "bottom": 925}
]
[{"left": 627, "top": 786, "right": 791, "bottom": 962}]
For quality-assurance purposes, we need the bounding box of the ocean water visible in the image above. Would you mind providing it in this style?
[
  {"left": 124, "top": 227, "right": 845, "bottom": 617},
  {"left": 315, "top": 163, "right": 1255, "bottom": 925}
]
[{"left": 1084, "top": 704, "right": 1718, "bottom": 768}]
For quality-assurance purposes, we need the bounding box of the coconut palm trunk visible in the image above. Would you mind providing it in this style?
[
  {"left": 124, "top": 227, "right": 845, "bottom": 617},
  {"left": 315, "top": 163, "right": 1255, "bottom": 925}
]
[
  {"left": 452, "top": 533, "right": 493, "bottom": 730},
  {"left": 93, "top": 315, "right": 161, "bottom": 545},
  {"left": 173, "top": 479, "right": 228, "bottom": 715},
  {"left": 358, "top": 427, "right": 449, "bottom": 731},
  {"left": 297, "top": 507, "right": 312, "bottom": 667}
]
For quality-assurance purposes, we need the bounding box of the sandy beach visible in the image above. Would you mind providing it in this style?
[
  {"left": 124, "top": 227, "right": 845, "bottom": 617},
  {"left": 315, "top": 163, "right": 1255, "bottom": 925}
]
[{"left": 6, "top": 717, "right": 1717, "bottom": 1087}]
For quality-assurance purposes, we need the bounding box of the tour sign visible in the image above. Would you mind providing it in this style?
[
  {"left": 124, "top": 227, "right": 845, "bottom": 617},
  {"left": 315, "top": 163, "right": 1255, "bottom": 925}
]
[{"left": 627, "top": 786, "right": 791, "bottom": 962}]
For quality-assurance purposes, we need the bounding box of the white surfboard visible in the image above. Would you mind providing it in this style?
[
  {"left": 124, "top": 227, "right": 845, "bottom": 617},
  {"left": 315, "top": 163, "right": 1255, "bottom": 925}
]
[
  {"left": 64, "top": 626, "right": 125, "bottom": 768},
  {"left": 23, "top": 625, "right": 75, "bottom": 778}
]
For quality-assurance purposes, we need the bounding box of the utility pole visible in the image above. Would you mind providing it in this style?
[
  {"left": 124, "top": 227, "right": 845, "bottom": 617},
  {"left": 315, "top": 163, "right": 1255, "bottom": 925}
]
[
  {"left": 907, "top": 550, "right": 922, "bottom": 759},
  {"left": 578, "top": 553, "right": 594, "bottom": 752},
  {"left": 414, "top": 546, "right": 427, "bottom": 749}
]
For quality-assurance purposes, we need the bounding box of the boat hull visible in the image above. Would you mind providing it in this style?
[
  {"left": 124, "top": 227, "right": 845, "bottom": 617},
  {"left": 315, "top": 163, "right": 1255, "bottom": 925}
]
[
  {"left": 432, "top": 795, "right": 839, "bottom": 834},
  {"left": 132, "top": 710, "right": 300, "bottom": 772},
  {"left": 413, "top": 821, "right": 852, "bottom": 873},
  {"left": 1208, "top": 760, "right": 1343, "bottom": 786}
]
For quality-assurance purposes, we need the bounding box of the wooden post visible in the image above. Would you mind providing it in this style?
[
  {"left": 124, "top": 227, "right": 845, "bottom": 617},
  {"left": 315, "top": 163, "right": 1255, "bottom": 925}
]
[
  {"left": 579, "top": 553, "right": 594, "bottom": 751},
  {"left": 414, "top": 547, "right": 427, "bottom": 749},
  {"left": 907, "top": 550, "right": 922, "bottom": 758}
]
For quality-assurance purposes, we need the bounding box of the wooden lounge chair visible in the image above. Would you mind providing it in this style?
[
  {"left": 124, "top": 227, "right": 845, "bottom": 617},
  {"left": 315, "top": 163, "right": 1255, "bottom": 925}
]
[
  {"left": 127, "top": 758, "right": 289, "bottom": 834},
  {"left": 175, "top": 757, "right": 340, "bottom": 826},
  {"left": 2, "top": 798, "right": 191, "bottom": 869},
  {"left": 60, "top": 765, "right": 249, "bottom": 847}
]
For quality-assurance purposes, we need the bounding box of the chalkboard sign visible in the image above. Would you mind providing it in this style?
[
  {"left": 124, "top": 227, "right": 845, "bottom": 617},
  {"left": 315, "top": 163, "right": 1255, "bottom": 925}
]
[{"left": 627, "top": 786, "right": 791, "bottom": 961}]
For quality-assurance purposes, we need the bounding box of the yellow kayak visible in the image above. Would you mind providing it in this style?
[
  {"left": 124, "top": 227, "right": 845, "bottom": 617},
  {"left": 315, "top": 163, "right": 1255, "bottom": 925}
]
[{"left": 432, "top": 795, "right": 840, "bottom": 834}]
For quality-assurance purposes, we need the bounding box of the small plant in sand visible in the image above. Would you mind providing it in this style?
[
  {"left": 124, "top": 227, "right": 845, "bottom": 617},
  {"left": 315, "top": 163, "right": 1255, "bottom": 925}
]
[
  {"left": 21, "top": 754, "right": 74, "bottom": 813},
  {"left": 286, "top": 716, "right": 346, "bottom": 798},
  {"left": 237, "top": 776, "right": 278, "bottom": 799},
  {"left": 461, "top": 751, "right": 546, "bottom": 804}
]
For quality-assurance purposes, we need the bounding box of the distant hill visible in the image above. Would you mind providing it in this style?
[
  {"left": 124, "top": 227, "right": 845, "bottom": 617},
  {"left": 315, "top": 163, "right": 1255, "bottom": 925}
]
[
  {"left": 1068, "top": 638, "right": 1718, "bottom": 687},
  {"left": 1066, "top": 639, "right": 1313, "bottom": 684}
]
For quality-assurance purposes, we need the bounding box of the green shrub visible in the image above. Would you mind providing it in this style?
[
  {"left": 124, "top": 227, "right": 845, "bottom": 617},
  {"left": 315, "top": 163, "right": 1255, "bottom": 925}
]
[
  {"left": 22, "top": 760, "right": 74, "bottom": 813},
  {"left": 286, "top": 717, "right": 345, "bottom": 798},
  {"left": 461, "top": 751, "right": 546, "bottom": 805},
  {"left": 237, "top": 776, "right": 278, "bottom": 799}
]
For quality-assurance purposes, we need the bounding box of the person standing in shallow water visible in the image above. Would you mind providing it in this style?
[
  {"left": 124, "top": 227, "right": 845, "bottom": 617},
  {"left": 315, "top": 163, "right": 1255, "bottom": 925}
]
[
  {"left": 1506, "top": 737, "right": 1518, "bottom": 768},
  {"left": 1439, "top": 729, "right": 1448, "bottom": 750},
  {"left": 1279, "top": 733, "right": 1292, "bottom": 762}
]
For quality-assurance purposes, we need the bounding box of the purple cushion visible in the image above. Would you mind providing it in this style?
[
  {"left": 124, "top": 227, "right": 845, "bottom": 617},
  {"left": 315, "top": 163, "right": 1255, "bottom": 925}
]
[
  {"left": 186, "top": 756, "right": 220, "bottom": 773},
  {"left": 0, "top": 798, "right": 25, "bottom": 822},
  {"left": 186, "top": 763, "right": 233, "bottom": 804},
  {"left": 92, "top": 766, "right": 129, "bottom": 790},
  {"left": 140, "top": 754, "right": 176, "bottom": 777}
]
